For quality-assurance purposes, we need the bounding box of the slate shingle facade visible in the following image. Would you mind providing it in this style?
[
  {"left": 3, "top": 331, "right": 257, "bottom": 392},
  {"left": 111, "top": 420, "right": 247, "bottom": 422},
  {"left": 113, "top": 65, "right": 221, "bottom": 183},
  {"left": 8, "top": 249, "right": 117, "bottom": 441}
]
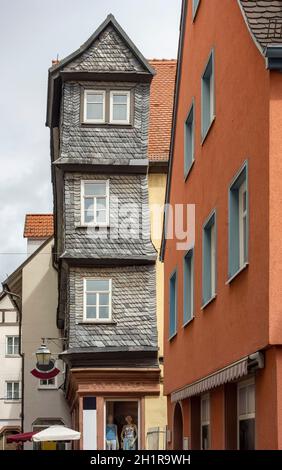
[
  {"left": 50, "top": 18, "right": 158, "bottom": 357},
  {"left": 59, "top": 81, "right": 150, "bottom": 164},
  {"left": 68, "top": 265, "right": 157, "bottom": 349},
  {"left": 63, "top": 173, "right": 156, "bottom": 260}
]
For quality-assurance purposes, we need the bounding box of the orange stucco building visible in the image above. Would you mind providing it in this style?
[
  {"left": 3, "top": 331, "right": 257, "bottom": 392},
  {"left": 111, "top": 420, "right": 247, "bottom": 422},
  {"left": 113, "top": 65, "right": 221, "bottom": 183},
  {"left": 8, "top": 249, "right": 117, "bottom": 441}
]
[{"left": 161, "top": 0, "right": 282, "bottom": 450}]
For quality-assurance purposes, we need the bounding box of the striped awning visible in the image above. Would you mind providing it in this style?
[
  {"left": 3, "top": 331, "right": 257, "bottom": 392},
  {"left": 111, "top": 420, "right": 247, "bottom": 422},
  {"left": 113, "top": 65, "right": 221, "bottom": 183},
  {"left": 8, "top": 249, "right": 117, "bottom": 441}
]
[{"left": 171, "top": 356, "right": 248, "bottom": 403}]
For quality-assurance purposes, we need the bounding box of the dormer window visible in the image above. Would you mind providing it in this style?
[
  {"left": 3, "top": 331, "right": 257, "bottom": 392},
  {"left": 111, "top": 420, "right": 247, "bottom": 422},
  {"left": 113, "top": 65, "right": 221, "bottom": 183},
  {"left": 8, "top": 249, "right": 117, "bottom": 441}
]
[
  {"left": 110, "top": 91, "right": 130, "bottom": 124},
  {"left": 84, "top": 90, "right": 106, "bottom": 123},
  {"left": 82, "top": 88, "right": 131, "bottom": 125}
]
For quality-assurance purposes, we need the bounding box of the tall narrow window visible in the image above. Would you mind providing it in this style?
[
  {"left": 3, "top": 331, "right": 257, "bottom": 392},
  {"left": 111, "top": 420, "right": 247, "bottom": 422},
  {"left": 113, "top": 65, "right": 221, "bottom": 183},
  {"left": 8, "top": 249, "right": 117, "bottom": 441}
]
[
  {"left": 6, "top": 382, "right": 20, "bottom": 400},
  {"left": 110, "top": 91, "right": 130, "bottom": 124},
  {"left": 183, "top": 250, "right": 194, "bottom": 324},
  {"left": 82, "top": 180, "right": 109, "bottom": 226},
  {"left": 6, "top": 336, "right": 19, "bottom": 355},
  {"left": 201, "top": 50, "right": 215, "bottom": 140},
  {"left": 237, "top": 380, "right": 255, "bottom": 450},
  {"left": 184, "top": 102, "right": 195, "bottom": 178},
  {"left": 84, "top": 279, "right": 112, "bottom": 322},
  {"left": 228, "top": 163, "right": 248, "bottom": 279},
  {"left": 202, "top": 211, "right": 216, "bottom": 306},
  {"left": 169, "top": 271, "right": 177, "bottom": 338},
  {"left": 84, "top": 90, "right": 105, "bottom": 123},
  {"left": 201, "top": 394, "right": 210, "bottom": 449},
  {"left": 192, "top": 0, "right": 201, "bottom": 19}
]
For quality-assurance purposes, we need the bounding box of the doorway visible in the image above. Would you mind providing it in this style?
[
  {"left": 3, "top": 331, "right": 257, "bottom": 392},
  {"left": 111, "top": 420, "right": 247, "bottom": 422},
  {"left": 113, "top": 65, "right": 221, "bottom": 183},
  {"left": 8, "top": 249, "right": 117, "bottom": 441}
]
[
  {"left": 173, "top": 402, "right": 183, "bottom": 449},
  {"left": 105, "top": 400, "right": 139, "bottom": 450}
]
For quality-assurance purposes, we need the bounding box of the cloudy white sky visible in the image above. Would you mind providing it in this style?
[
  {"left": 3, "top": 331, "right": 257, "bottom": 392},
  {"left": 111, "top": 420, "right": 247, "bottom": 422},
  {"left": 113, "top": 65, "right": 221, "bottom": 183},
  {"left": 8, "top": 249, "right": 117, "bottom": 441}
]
[{"left": 0, "top": 0, "right": 181, "bottom": 284}]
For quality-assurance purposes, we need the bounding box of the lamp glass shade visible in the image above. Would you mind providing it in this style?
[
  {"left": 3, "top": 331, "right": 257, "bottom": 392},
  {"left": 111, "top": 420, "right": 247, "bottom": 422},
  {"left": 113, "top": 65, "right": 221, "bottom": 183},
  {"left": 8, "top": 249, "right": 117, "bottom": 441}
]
[{"left": 36, "top": 344, "right": 51, "bottom": 366}]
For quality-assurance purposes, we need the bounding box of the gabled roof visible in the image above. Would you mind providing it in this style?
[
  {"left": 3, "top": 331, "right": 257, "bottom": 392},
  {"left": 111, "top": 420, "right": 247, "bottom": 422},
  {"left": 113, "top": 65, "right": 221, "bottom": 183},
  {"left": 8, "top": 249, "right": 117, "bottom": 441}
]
[
  {"left": 148, "top": 60, "right": 177, "bottom": 162},
  {"left": 49, "top": 14, "right": 155, "bottom": 76},
  {"left": 2, "top": 236, "right": 54, "bottom": 292},
  {"left": 23, "top": 214, "right": 54, "bottom": 239},
  {"left": 238, "top": 0, "right": 282, "bottom": 52},
  {"left": 46, "top": 14, "right": 155, "bottom": 128}
]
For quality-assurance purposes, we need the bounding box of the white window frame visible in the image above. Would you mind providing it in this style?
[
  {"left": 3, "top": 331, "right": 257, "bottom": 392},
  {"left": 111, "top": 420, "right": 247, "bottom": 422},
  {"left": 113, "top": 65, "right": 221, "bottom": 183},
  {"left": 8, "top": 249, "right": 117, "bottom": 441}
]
[
  {"left": 239, "top": 179, "right": 247, "bottom": 269},
  {"left": 81, "top": 180, "right": 110, "bottom": 227},
  {"left": 83, "top": 90, "right": 106, "bottom": 123},
  {"left": 6, "top": 381, "right": 20, "bottom": 401},
  {"left": 38, "top": 376, "right": 57, "bottom": 390},
  {"left": 83, "top": 278, "right": 112, "bottom": 323},
  {"left": 6, "top": 335, "right": 19, "bottom": 356},
  {"left": 109, "top": 90, "right": 130, "bottom": 124},
  {"left": 237, "top": 378, "right": 255, "bottom": 450},
  {"left": 200, "top": 394, "right": 210, "bottom": 450}
]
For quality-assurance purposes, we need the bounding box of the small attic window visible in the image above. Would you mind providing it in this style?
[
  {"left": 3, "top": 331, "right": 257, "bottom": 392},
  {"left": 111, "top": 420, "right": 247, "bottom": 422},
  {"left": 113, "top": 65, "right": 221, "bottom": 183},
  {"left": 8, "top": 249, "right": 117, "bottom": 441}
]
[
  {"left": 82, "top": 88, "right": 132, "bottom": 126},
  {"left": 84, "top": 90, "right": 106, "bottom": 123}
]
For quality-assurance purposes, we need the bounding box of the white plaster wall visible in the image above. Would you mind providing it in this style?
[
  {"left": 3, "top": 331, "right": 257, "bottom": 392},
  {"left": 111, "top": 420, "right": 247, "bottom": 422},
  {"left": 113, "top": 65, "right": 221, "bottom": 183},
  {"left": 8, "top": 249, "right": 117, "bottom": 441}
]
[
  {"left": 21, "top": 238, "right": 70, "bottom": 449},
  {"left": 0, "top": 294, "right": 21, "bottom": 431}
]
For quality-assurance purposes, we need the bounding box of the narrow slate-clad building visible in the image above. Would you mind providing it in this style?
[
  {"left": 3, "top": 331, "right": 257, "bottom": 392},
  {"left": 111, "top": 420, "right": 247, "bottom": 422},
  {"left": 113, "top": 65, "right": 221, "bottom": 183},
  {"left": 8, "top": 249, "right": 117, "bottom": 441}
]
[{"left": 46, "top": 15, "right": 165, "bottom": 449}]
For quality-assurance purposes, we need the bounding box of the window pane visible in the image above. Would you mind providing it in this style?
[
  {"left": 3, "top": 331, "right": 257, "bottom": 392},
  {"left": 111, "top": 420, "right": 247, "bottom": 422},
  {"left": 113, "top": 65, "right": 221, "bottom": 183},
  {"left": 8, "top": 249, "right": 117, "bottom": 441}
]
[
  {"left": 84, "top": 198, "right": 94, "bottom": 210},
  {"left": 243, "top": 216, "right": 247, "bottom": 263},
  {"left": 14, "top": 383, "right": 19, "bottom": 399},
  {"left": 84, "top": 211, "right": 94, "bottom": 224},
  {"left": 86, "top": 279, "right": 109, "bottom": 292},
  {"left": 96, "top": 210, "right": 107, "bottom": 224},
  {"left": 7, "top": 337, "right": 13, "bottom": 354},
  {"left": 243, "top": 190, "right": 247, "bottom": 212},
  {"left": 99, "top": 293, "right": 109, "bottom": 306},
  {"left": 247, "top": 384, "right": 255, "bottom": 414},
  {"left": 86, "top": 306, "right": 96, "bottom": 319},
  {"left": 112, "top": 104, "right": 127, "bottom": 121},
  {"left": 7, "top": 383, "right": 12, "bottom": 399},
  {"left": 169, "top": 273, "right": 177, "bottom": 337},
  {"left": 113, "top": 94, "right": 128, "bottom": 104},
  {"left": 99, "top": 306, "right": 109, "bottom": 319},
  {"left": 14, "top": 337, "right": 19, "bottom": 354},
  {"left": 239, "top": 387, "right": 246, "bottom": 415},
  {"left": 86, "top": 103, "right": 103, "bottom": 120},
  {"left": 87, "top": 93, "right": 104, "bottom": 104},
  {"left": 86, "top": 293, "right": 97, "bottom": 306},
  {"left": 84, "top": 182, "right": 106, "bottom": 196},
  {"left": 96, "top": 197, "right": 106, "bottom": 210},
  {"left": 201, "top": 398, "right": 209, "bottom": 422}
]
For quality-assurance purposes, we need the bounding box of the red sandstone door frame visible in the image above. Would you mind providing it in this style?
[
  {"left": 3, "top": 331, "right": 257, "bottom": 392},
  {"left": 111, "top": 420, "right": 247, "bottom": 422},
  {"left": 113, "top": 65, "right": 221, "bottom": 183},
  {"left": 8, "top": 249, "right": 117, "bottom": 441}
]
[{"left": 103, "top": 398, "right": 141, "bottom": 450}]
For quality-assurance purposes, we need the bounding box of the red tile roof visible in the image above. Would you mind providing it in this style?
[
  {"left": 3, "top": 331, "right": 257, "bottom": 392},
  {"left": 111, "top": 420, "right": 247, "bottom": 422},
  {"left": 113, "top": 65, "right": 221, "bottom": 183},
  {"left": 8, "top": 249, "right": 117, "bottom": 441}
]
[
  {"left": 23, "top": 214, "right": 54, "bottom": 239},
  {"left": 148, "top": 60, "right": 177, "bottom": 162}
]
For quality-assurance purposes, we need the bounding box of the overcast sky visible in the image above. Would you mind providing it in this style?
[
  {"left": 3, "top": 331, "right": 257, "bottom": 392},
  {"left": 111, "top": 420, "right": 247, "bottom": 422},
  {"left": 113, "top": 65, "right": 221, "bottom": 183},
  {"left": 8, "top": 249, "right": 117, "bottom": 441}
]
[{"left": 0, "top": 0, "right": 181, "bottom": 284}]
